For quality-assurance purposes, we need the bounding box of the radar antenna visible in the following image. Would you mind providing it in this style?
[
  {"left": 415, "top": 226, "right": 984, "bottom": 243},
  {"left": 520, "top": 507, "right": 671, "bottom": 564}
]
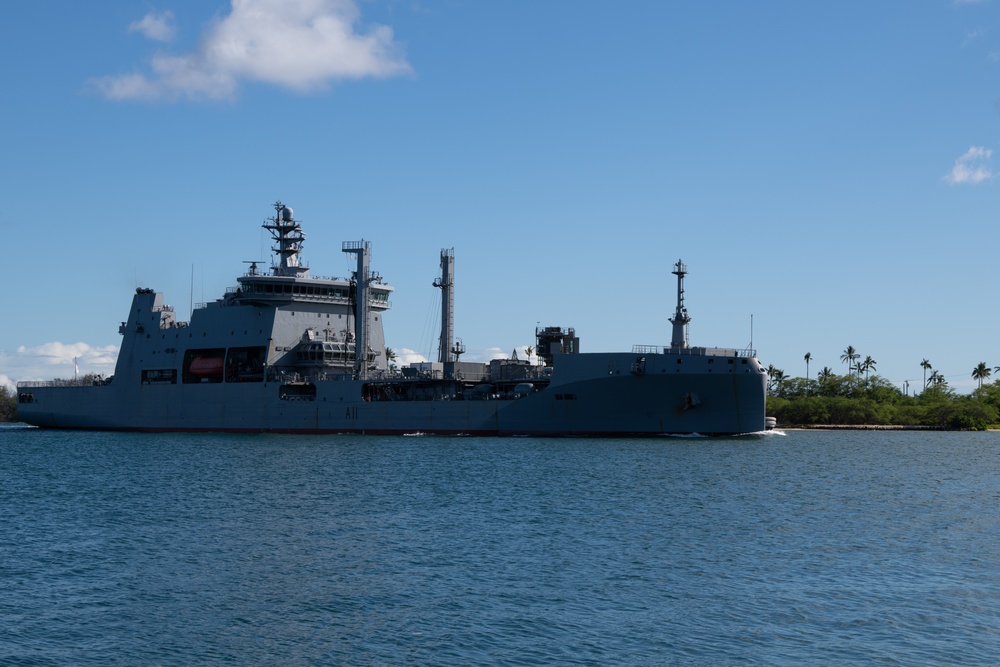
[{"left": 262, "top": 201, "right": 309, "bottom": 278}]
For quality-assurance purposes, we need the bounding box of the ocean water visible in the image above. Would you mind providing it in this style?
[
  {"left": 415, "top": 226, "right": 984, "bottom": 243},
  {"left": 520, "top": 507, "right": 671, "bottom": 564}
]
[{"left": 2, "top": 426, "right": 999, "bottom": 666}]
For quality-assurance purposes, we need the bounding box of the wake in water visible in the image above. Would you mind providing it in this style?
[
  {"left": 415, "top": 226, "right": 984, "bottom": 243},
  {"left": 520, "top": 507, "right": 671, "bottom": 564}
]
[{"left": 659, "top": 429, "right": 786, "bottom": 438}]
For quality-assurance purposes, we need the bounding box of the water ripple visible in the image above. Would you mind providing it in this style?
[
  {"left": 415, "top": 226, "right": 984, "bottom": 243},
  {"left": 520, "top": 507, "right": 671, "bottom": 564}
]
[{"left": 2, "top": 429, "right": 1000, "bottom": 664}]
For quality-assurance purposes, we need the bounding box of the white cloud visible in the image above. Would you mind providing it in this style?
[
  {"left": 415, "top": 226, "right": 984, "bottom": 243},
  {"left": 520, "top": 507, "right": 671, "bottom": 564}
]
[
  {"left": 465, "top": 346, "right": 540, "bottom": 364},
  {"left": 394, "top": 346, "right": 541, "bottom": 365},
  {"left": 962, "top": 27, "right": 987, "bottom": 47},
  {"left": 393, "top": 347, "right": 429, "bottom": 366},
  {"left": 129, "top": 10, "right": 176, "bottom": 42},
  {"left": 92, "top": 0, "right": 411, "bottom": 101},
  {"left": 0, "top": 374, "right": 14, "bottom": 395},
  {"left": 480, "top": 346, "right": 515, "bottom": 362},
  {"left": 943, "top": 146, "right": 995, "bottom": 184},
  {"left": 2, "top": 342, "right": 119, "bottom": 384}
]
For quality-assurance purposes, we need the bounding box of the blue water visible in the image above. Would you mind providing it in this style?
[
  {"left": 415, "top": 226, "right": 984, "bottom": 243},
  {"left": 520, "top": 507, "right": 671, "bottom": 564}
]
[{"left": 2, "top": 426, "right": 999, "bottom": 665}]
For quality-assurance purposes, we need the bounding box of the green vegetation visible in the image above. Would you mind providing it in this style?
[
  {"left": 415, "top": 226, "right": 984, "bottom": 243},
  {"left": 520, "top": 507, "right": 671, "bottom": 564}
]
[
  {"left": 767, "top": 360, "right": 1000, "bottom": 430},
  {"left": 0, "top": 386, "right": 15, "bottom": 422}
]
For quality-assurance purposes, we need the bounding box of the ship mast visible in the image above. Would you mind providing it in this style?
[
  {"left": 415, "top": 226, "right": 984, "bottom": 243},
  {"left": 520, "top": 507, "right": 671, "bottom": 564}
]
[
  {"left": 669, "top": 259, "right": 690, "bottom": 349},
  {"left": 433, "top": 248, "right": 455, "bottom": 365},
  {"left": 262, "top": 201, "right": 309, "bottom": 278}
]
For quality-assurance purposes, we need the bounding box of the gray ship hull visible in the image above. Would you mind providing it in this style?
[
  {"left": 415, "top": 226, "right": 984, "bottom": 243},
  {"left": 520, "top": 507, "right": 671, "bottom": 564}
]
[{"left": 18, "top": 352, "right": 767, "bottom": 436}]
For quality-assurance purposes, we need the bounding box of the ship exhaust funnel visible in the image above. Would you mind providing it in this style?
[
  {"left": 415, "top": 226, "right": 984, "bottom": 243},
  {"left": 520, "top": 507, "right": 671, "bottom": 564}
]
[
  {"left": 343, "top": 240, "right": 372, "bottom": 379},
  {"left": 669, "top": 259, "right": 691, "bottom": 349},
  {"left": 433, "top": 248, "right": 455, "bottom": 367}
]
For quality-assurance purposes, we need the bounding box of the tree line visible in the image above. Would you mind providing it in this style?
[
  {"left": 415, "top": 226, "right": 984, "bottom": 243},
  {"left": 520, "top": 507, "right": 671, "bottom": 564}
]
[
  {"left": 766, "top": 347, "right": 1000, "bottom": 430},
  {"left": 0, "top": 387, "right": 15, "bottom": 422}
]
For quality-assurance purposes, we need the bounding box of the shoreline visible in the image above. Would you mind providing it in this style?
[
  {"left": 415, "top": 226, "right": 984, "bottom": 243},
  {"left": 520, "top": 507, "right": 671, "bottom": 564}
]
[{"left": 778, "top": 425, "right": 1000, "bottom": 431}]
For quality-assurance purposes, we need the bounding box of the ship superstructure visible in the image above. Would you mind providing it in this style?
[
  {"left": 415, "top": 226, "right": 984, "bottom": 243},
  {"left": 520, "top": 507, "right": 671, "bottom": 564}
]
[{"left": 18, "top": 202, "right": 770, "bottom": 435}]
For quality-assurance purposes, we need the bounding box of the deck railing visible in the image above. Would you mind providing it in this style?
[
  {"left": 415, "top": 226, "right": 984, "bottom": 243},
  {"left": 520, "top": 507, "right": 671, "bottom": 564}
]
[
  {"left": 631, "top": 345, "right": 757, "bottom": 358},
  {"left": 18, "top": 377, "right": 112, "bottom": 388}
]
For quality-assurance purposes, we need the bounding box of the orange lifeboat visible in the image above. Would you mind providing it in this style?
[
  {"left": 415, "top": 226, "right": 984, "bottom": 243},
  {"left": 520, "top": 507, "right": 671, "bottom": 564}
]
[{"left": 188, "top": 356, "right": 224, "bottom": 378}]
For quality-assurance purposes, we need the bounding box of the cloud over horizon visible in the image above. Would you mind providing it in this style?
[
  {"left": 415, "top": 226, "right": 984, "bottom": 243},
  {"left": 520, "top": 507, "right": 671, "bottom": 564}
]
[
  {"left": 944, "top": 146, "right": 995, "bottom": 184},
  {"left": 92, "top": 0, "right": 411, "bottom": 101},
  {"left": 2, "top": 342, "right": 119, "bottom": 385}
]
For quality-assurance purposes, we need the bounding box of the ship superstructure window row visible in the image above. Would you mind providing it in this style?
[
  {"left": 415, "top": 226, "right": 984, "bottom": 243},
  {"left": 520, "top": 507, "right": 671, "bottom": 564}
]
[{"left": 235, "top": 281, "right": 391, "bottom": 303}]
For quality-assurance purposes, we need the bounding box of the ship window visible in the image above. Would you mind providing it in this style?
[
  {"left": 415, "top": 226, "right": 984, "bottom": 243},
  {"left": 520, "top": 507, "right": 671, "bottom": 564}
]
[
  {"left": 142, "top": 368, "right": 177, "bottom": 385},
  {"left": 279, "top": 383, "right": 316, "bottom": 401},
  {"left": 284, "top": 285, "right": 292, "bottom": 293},
  {"left": 676, "top": 359, "right": 682, "bottom": 364}
]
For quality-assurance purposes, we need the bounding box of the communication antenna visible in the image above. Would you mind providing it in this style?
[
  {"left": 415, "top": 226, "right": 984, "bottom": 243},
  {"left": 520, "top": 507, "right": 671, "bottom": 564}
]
[
  {"left": 189, "top": 264, "right": 194, "bottom": 320},
  {"left": 669, "top": 259, "right": 690, "bottom": 349}
]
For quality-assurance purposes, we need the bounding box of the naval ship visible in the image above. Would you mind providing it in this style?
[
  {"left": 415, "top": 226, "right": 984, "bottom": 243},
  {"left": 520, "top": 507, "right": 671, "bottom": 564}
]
[{"left": 18, "top": 202, "right": 770, "bottom": 435}]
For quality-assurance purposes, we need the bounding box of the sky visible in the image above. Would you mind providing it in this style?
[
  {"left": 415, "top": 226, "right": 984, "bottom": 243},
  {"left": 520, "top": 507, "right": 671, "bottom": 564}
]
[{"left": 1, "top": 0, "right": 998, "bottom": 395}]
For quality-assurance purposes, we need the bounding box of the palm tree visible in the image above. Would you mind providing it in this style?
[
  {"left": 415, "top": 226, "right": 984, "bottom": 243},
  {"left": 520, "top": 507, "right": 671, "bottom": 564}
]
[
  {"left": 861, "top": 356, "right": 876, "bottom": 382},
  {"left": 804, "top": 352, "right": 812, "bottom": 382},
  {"left": 815, "top": 366, "right": 834, "bottom": 395},
  {"left": 928, "top": 370, "right": 947, "bottom": 387},
  {"left": 841, "top": 346, "right": 858, "bottom": 376},
  {"left": 973, "top": 362, "right": 991, "bottom": 388},
  {"left": 921, "top": 359, "right": 932, "bottom": 388},
  {"left": 766, "top": 366, "right": 786, "bottom": 392}
]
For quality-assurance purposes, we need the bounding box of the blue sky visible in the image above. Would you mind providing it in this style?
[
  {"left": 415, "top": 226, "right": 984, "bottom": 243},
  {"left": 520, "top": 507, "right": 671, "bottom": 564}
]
[{"left": 1, "top": 0, "right": 997, "bottom": 394}]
